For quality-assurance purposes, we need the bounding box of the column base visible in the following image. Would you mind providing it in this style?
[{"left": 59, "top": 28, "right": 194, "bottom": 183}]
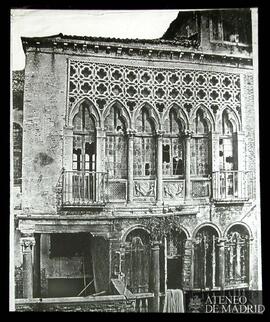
[
  {"left": 155, "top": 200, "right": 163, "bottom": 206},
  {"left": 184, "top": 198, "right": 193, "bottom": 205}
]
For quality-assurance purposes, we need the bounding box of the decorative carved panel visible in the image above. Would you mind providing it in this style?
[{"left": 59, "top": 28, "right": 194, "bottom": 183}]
[
  {"left": 163, "top": 180, "right": 185, "bottom": 199},
  {"left": 134, "top": 180, "right": 156, "bottom": 198}
]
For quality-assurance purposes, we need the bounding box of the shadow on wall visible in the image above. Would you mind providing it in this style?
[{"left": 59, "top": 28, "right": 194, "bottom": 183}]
[{"left": 33, "top": 152, "right": 54, "bottom": 169}]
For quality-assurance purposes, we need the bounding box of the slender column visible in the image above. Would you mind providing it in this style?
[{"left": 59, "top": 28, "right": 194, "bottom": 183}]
[
  {"left": 127, "top": 129, "right": 136, "bottom": 203},
  {"left": 63, "top": 126, "right": 73, "bottom": 203},
  {"left": 217, "top": 238, "right": 226, "bottom": 288},
  {"left": 212, "top": 236, "right": 216, "bottom": 288},
  {"left": 96, "top": 128, "right": 106, "bottom": 202},
  {"left": 236, "top": 131, "right": 246, "bottom": 198},
  {"left": 96, "top": 127, "right": 105, "bottom": 173},
  {"left": 184, "top": 130, "right": 193, "bottom": 200},
  {"left": 20, "top": 236, "right": 35, "bottom": 298},
  {"left": 248, "top": 239, "right": 253, "bottom": 288},
  {"left": 211, "top": 131, "right": 220, "bottom": 199},
  {"left": 156, "top": 131, "right": 164, "bottom": 204},
  {"left": 150, "top": 241, "right": 160, "bottom": 312},
  {"left": 33, "top": 234, "right": 41, "bottom": 298},
  {"left": 183, "top": 239, "right": 193, "bottom": 289}
]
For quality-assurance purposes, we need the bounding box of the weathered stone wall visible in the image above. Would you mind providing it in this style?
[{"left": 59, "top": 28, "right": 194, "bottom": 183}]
[
  {"left": 15, "top": 265, "right": 23, "bottom": 299},
  {"left": 241, "top": 74, "right": 256, "bottom": 175},
  {"left": 22, "top": 51, "right": 67, "bottom": 214}
]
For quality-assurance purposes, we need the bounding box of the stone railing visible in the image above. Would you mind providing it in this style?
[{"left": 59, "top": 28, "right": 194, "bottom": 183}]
[
  {"left": 62, "top": 170, "right": 108, "bottom": 208},
  {"left": 212, "top": 170, "right": 255, "bottom": 201}
]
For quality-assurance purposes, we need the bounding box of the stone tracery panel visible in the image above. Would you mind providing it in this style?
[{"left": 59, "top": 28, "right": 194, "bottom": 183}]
[{"left": 68, "top": 60, "right": 241, "bottom": 118}]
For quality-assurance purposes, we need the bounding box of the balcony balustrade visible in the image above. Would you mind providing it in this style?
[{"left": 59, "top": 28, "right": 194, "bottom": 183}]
[
  {"left": 62, "top": 170, "right": 108, "bottom": 207},
  {"left": 61, "top": 170, "right": 255, "bottom": 207},
  {"left": 212, "top": 170, "right": 255, "bottom": 201}
]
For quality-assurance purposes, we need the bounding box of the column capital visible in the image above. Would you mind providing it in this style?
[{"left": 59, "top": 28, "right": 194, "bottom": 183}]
[
  {"left": 126, "top": 128, "right": 136, "bottom": 137},
  {"left": 20, "top": 237, "right": 35, "bottom": 253},
  {"left": 96, "top": 127, "right": 106, "bottom": 137},
  {"left": 63, "top": 125, "right": 74, "bottom": 131},
  {"left": 217, "top": 238, "right": 226, "bottom": 246},
  {"left": 155, "top": 130, "right": 165, "bottom": 138},
  {"left": 185, "top": 239, "right": 193, "bottom": 248},
  {"left": 151, "top": 240, "right": 161, "bottom": 248},
  {"left": 183, "top": 129, "right": 194, "bottom": 138}
]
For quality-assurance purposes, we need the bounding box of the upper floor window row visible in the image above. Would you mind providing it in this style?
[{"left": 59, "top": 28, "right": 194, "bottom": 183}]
[{"left": 70, "top": 101, "right": 239, "bottom": 180}]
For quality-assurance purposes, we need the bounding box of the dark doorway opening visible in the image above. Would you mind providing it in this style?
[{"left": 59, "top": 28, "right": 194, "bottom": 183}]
[
  {"left": 167, "top": 258, "right": 182, "bottom": 289},
  {"left": 165, "top": 230, "right": 187, "bottom": 290},
  {"left": 48, "top": 278, "right": 94, "bottom": 298}
]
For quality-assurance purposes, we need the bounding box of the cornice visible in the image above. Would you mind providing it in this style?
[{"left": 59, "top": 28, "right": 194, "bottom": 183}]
[{"left": 21, "top": 36, "right": 253, "bottom": 68}]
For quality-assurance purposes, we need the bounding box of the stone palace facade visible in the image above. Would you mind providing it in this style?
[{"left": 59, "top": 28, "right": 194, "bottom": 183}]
[{"left": 12, "top": 9, "right": 261, "bottom": 312}]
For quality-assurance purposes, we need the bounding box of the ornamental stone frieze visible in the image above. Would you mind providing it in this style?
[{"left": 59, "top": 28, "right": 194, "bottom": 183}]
[{"left": 68, "top": 60, "right": 242, "bottom": 122}]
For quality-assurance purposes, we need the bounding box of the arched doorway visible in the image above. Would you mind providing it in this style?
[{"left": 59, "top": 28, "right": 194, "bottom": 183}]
[
  {"left": 122, "top": 228, "right": 151, "bottom": 293},
  {"left": 165, "top": 229, "right": 187, "bottom": 290},
  {"left": 225, "top": 224, "right": 250, "bottom": 287},
  {"left": 193, "top": 226, "right": 220, "bottom": 289}
]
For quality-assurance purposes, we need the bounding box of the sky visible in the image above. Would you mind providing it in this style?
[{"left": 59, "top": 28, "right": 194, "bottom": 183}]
[{"left": 11, "top": 9, "right": 179, "bottom": 71}]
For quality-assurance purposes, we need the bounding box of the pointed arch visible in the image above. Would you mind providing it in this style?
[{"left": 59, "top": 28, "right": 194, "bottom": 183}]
[
  {"left": 68, "top": 97, "right": 101, "bottom": 128},
  {"left": 163, "top": 103, "right": 189, "bottom": 132},
  {"left": 104, "top": 100, "right": 128, "bottom": 179},
  {"left": 134, "top": 102, "right": 161, "bottom": 131},
  {"left": 102, "top": 99, "right": 131, "bottom": 130},
  {"left": 218, "top": 106, "right": 241, "bottom": 133},
  {"left": 190, "top": 104, "right": 215, "bottom": 132},
  {"left": 162, "top": 103, "right": 186, "bottom": 177},
  {"left": 190, "top": 105, "right": 212, "bottom": 177}
]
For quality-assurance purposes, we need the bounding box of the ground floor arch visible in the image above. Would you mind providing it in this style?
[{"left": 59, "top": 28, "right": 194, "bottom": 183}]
[
  {"left": 122, "top": 228, "right": 151, "bottom": 293},
  {"left": 224, "top": 224, "right": 250, "bottom": 287},
  {"left": 193, "top": 225, "right": 220, "bottom": 289}
]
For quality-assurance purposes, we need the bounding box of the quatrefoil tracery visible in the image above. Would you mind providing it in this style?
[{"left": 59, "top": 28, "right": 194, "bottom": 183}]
[{"left": 68, "top": 60, "right": 241, "bottom": 119}]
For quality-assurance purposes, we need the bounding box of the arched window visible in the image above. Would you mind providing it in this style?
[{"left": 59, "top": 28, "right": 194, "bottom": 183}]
[
  {"left": 134, "top": 107, "right": 156, "bottom": 177},
  {"left": 219, "top": 109, "right": 238, "bottom": 198},
  {"left": 225, "top": 225, "right": 250, "bottom": 286},
  {"left": 123, "top": 229, "right": 151, "bottom": 293},
  {"left": 219, "top": 109, "right": 236, "bottom": 171},
  {"left": 191, "top": 109, "right": 210, "bottom": 176},
  {"left": 163, "top": 109, "right": 184, "bottom": 176},
  {"left": 104, "top": 104, "right": 127, "bottom": 179},
  {"left": 72, "top": 101, "right": 96, "bottom": 172},
  {"left": 194, "top": 226, "right": 220, "bottom": 289},
  {"left": 13, "top": 123, "right": 22, "bottom": 185}
]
